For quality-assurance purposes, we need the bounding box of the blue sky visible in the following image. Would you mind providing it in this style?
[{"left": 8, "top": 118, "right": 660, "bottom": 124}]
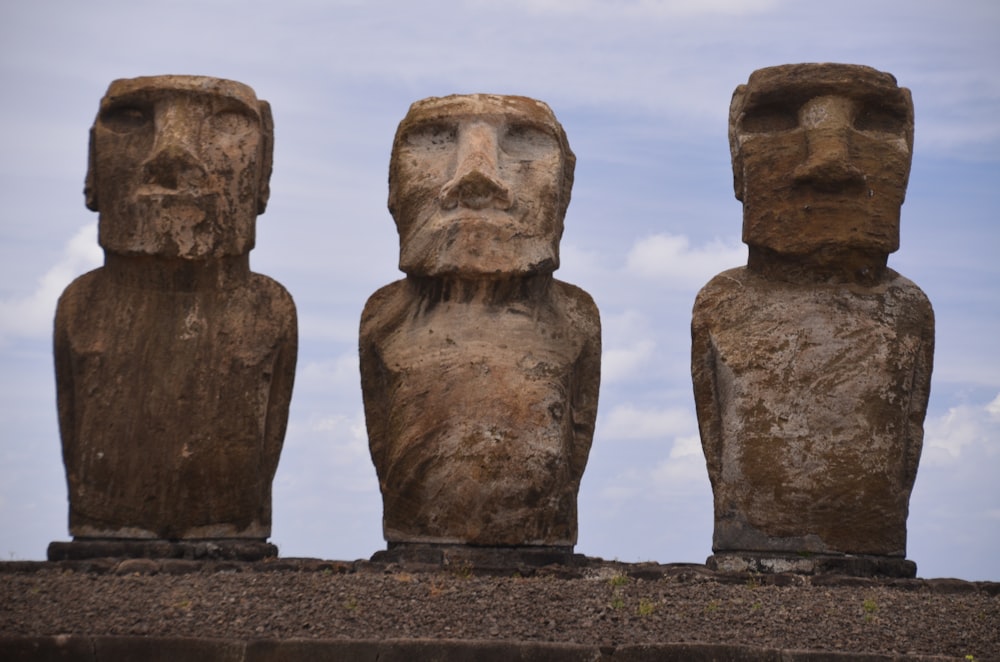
[{"left": 1, "top": 0, "right": 997, "bottom": 580}]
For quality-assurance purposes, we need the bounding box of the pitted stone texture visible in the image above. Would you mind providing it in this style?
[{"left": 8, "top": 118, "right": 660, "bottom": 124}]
[
  {"left": 729, "top": 63, "right": 914, "bottom": 262},
  {"left": 707, "top": 553, "right": 918, "bottom": 579},
  {"left": 54, "top": 76, "right": 296, "bottom": 544},
  {"left": 692, "top": 64, "right": 933, "bottom": 565},
  {"left": 362, "top": 95, "right": 600, "bottom": 548}
]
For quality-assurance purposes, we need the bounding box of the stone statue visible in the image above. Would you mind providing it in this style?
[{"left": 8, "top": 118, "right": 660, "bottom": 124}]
[
  {"left": 51, "top": 76, "right": 296, "bottom": 559},
  {"left": 360, "top": 94, "right": 601, "bottom": 559},
  {"left": 691, "top": 64, "right": 934, "bottom": 576}
]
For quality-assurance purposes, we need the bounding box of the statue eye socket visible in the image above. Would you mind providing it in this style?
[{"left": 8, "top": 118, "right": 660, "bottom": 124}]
[
  {"left": 741, "top": 104, "right": 798, "bottom": 133},
  {"left": 501, "top": 123, "right": 558, "bottom": 158},
  {"left": 403, "top": 123, "right": 457, "bottom": 150},
  {"left": 100, "top": 106, "right": 150, "bottom": 133},
  {"left": 208, "top": 110, "right": 256, "bottom": 135},
  {"left": 854, "top": 103, "right": 906, "bottom": 133}
]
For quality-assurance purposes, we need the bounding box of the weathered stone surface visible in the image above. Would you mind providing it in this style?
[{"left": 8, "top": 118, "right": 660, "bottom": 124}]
[
  {"left": 46, "top": 539, "right": 277, "bottom": 562},
  {"left": 692, "top": 64, "right": 934, "bottom": 564},
  {"left": 361, "top": 94, "right": 601, "bottom": 548},
  {"left": 54, "top": 76, "right": 296, "bottom": 544},
  {"left": 708, "top": 553, "right": 918, "bottom": 579}
]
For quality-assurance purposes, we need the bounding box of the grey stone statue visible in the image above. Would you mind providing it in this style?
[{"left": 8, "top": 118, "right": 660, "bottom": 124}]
[{"left": 691, "top": 64, "right": 934, "bottom": 576}]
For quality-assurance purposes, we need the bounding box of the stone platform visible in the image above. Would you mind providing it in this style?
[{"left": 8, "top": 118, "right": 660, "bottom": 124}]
[{"left": 47, "top": 539, "right": 277, "bottom": 562}]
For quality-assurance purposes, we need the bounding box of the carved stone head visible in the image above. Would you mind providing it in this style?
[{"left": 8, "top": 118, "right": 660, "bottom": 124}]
[
  {"left": 86, "top": 75, "right": 274, "bottom": 259},
  {"left": 729, "top": 64, "right": 914, "bottom": 259},
  {"left": 388, "top": 94, "right": 575, "bottom": 277}
]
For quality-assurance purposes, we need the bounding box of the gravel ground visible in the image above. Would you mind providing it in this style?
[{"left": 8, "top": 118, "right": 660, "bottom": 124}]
[{"left": 2, "top": 560, "right": 997, "bottom": 659}]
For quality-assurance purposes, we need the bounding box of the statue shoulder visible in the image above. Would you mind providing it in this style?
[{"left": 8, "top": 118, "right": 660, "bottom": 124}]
[
  {"left": 55, "top": 268, "right": 105, "bottom": 318},
  {"left": 693, "top": 267, "right": 752, "bottom": 311},
  {"left": 552, "top": 279, "right": 600, "bottom": 335},
  {"left": 247, "top": 273, "right": 297, "bottom": 328},
  {"left": 885, "top": 269, "right": 934, "bottom": 324},
  {"left": 360, "top": 279, "right": 409, "bottom": 341},
  {"left": 248, "top": 272, "right": 294, "bottom": 303}
]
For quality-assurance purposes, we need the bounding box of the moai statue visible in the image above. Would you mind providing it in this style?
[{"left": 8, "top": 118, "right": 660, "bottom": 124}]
[
  {"left": 691, "top": 64, "right": 934, "bottom": 576},
  {"left": 50, "top": 76, "right": 296, "bottom": 560},
  {"left": 360, "top": 95, "right": 601, "bottom": 563}
]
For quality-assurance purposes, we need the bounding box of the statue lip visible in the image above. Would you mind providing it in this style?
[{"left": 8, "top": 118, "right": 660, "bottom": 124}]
[
  {"left": 133, "top": 186, "right": 215, "bottom": 203},
  {"left": 436, "top": 208, "right": 518, "bottom": 226}
]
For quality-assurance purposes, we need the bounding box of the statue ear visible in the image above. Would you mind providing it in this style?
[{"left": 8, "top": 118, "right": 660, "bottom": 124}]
[
  {"left": 256, "top": 100, "right": 274, "bottom": 215},
  {"left": 729, "top": 84, "right": 747, "bottom": 202},
  {"left": 899, "top": 86, "right": 915, "bottom": 204},
  {"left": 84, "top": 125, "right": 99, "bottom": 211}
]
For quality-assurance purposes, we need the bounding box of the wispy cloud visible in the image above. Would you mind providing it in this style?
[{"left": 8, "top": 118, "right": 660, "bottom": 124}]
[
  {"left": 0, "top": 223, "right": 101, "bottom": 343},
  {"left": 625, "top": 233, "right": 746, "bottom": 288},
  {"left": 601, "top": 403, "right": 695, "bottom": 441},
  {"left": 923, "top": 392, "right": 1000, "bottom": 466}
]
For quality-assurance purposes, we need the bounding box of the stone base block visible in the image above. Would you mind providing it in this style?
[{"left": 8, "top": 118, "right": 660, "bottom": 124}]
[
  {"left": 47, "top": 539, "right": 277, "bottom": 562},
  {"left": 372, "top": 543, "right": 582, "bottom": 571},
  {"left": 707, "top": 552, "right": 917, "bottom": 578}
]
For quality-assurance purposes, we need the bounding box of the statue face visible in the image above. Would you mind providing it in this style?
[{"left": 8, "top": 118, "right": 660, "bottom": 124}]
[
  {"left": 87, "top": 76, "right": 273, "bottom": 259},
  {"left": 730, "top": 64, "right": 914, "bottom": 257},
  {"left": 388, "top": 94, "right": 575, "bottom": 277}
]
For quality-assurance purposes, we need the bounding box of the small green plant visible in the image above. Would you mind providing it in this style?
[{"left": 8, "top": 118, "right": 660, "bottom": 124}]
[
  {"left": 637, "top": 598, "right": 656, "bottom": 616},
  {"left": 705, "top": 600, "right": 720, "bottom": 614},
  {"left": 343, "top": 596, "right": 359, "bottom": 612},
  {"left": 862, "top": 597, "right": 878, "bottom": 622},
  {"left": 608, "top": 572, "right": 629, "bottom": 588},
  {"left": 607, "top": 571, "right": 630, "bottom": 610},
  {"left": 964, "top": 655, "right": 975, "bottom": 661},
  {"left": 750, "top": 601, "right": 762, "bottom": 612}
]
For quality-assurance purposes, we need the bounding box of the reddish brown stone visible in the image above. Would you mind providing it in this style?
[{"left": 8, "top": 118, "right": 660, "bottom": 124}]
[
  {"left": 54, "top": 76, "right": 296, "bottom": 542},
  {"left": 361, "top": 95, "right": 601, "bottom": 548},
  {"left": 692, "top": 64, "right": 933, "bottom": 563}
]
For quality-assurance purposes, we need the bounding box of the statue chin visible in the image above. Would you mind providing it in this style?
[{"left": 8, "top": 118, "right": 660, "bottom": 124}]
[{"left": 400, "top": 231, "right": 559, "bottom": 278}]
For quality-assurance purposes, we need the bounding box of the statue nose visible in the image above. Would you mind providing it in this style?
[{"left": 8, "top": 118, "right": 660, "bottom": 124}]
[
  {"left": 792, "top": 130, "right": 865, "bottom": 191},
  {"left": 439, "top": 124, "right": 513, "bottom": 211},
  {"left": 792, "top": 96, "right": 865, "bottom": 192},
  {"left": 142, "top": 143, "right": 207, "bottom": 191},
  {"left": 141, "top": 103, "right": 208, "bottom": 191}
]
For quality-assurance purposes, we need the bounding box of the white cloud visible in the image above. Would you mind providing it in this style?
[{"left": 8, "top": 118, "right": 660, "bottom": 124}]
[
  {"left": 625, "top": 233, "right": 746, "bottom": 289},
  {"left": 594, "top": 432, "right": 708, "bottom": 506},
  {"left": 987, "top": 393, "right": 1000, "bottom": 417},
  {"left": 304, "top": 412, "right": 369, "bottom": 469},
  {"left": 650, "top": 434, "right": 709, "bottom": 488},
  {"left": 295, "top": 354, "right": 361, "bottom": 395},
  {"left": 0, "top": 223, "right": 101, "bottom": 342},
  {"left": 601, "top": 403, "right": 695, "bottom": 441},
  {"left": 602, "top": 340, "right": 656, "bottom": 384},
  {"left": 922, "top": 392, "right": 1000, "bottom": 466}
]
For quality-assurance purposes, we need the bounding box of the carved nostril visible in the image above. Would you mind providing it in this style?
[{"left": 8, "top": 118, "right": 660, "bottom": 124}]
[
  {"left": 793, "top": 134, "right": 864, "bottom": 192},
  {"left": 142, "top": 145, "right": 207, "bottom": 191},
  {"left": 793, "top": 157, "right": 865, "bottom": 191},
  {"left": 440, "top": 169, "right": 513, "bottom": 211}
]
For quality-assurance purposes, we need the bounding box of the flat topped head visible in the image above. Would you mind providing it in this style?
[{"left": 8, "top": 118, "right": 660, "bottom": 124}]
[
  {"left": 87, "top": 75, "right": 274, "bottom": 259},
  {"left": 729, "top": 63, "right": 913, "bottom": 262},
  {"left": 388, "top": 94, "right": 575, "bottom": 278}
]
